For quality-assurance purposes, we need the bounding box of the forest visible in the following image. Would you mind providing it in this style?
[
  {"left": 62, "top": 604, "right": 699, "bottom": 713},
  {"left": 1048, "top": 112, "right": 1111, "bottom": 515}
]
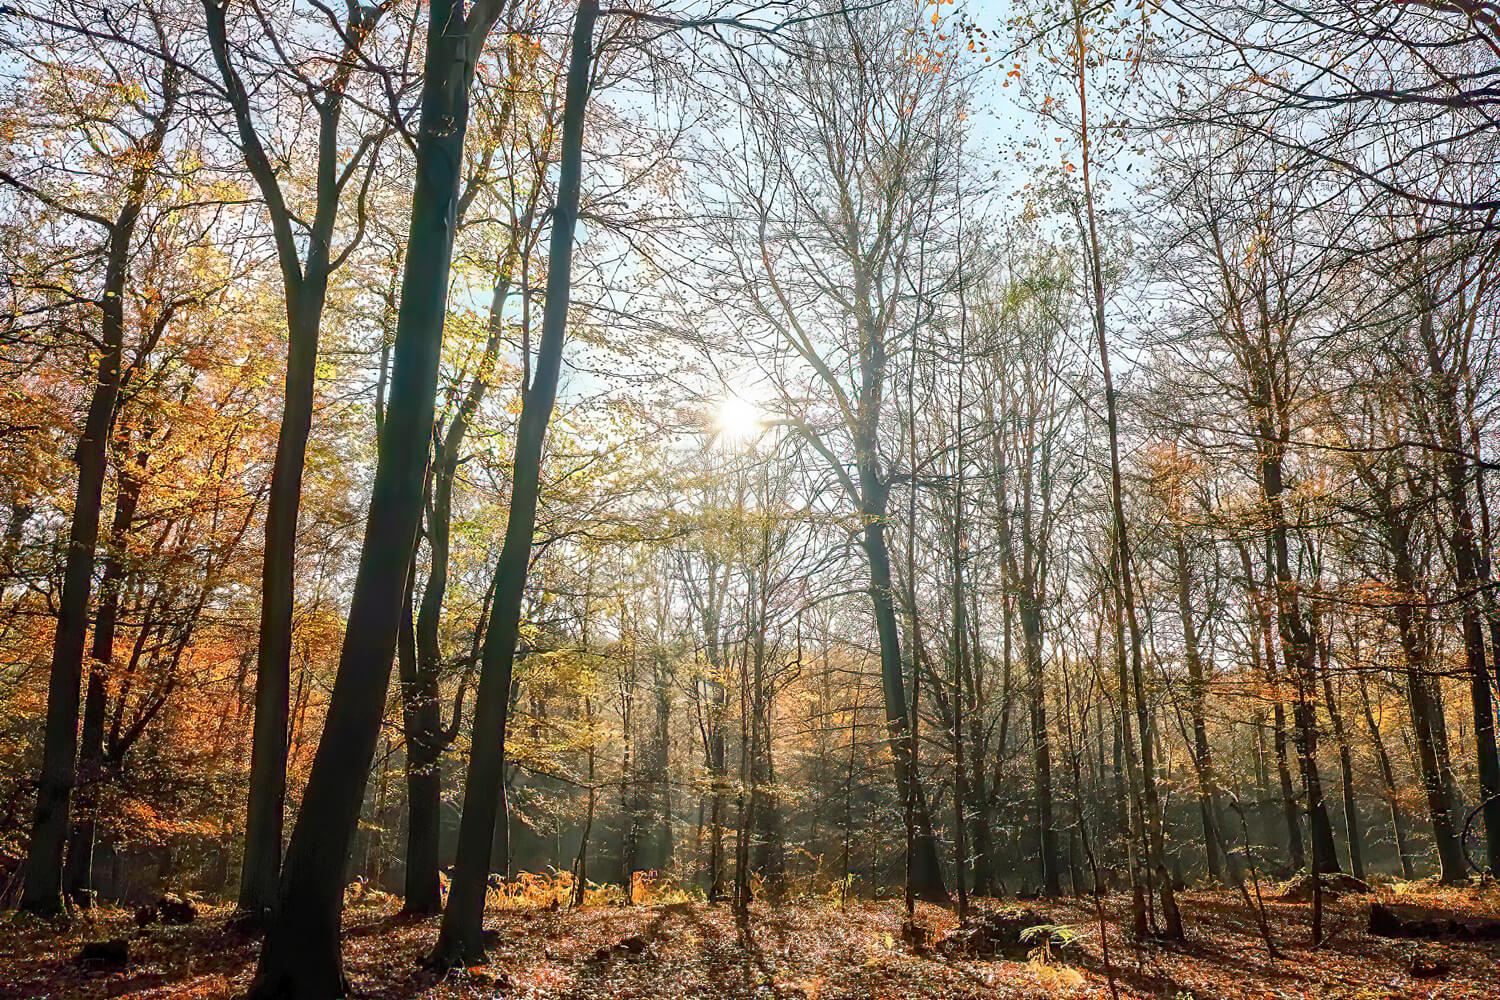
[{"left": 1, "top": 0, "right": 1499, "bottom": 997}]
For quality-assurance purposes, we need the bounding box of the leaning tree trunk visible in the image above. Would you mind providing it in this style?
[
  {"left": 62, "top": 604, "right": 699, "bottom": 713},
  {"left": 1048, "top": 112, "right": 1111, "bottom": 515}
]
[
  {"left": 63, "top": 442, "right": 144, "bottom": 905},
  {"left": 203, "top": 0, "right": 376, "bottom": 923},
  {"left": 20, "top": 122, "right": 167, "bottom": 914},
  {"left": 247, "top": 2, "right": 499, "bottom": 994},
  {"left": 431, "top": 0, "right": 596, "bottom": 965}
]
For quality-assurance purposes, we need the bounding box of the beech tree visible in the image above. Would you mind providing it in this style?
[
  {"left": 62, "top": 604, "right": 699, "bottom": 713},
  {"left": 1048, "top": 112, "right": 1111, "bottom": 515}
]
[
  {"left": 2, "top": 2, "right": 184, "bottom": 917},
  {"left": 247, "top": 0, "right": 509, "bottom": 992},
  {"left": 202, "top": 0, "right": 396, "bottom": 924}
]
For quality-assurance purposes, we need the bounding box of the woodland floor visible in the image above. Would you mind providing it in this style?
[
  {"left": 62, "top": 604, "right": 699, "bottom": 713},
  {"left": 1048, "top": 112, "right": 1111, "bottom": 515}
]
[{"left": 4, "top": 882, "right": 1500, "bottom": 999}]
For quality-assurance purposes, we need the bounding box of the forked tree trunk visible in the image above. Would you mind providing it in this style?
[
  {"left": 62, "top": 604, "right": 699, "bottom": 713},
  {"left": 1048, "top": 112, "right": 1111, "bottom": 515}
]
[
  {"left": 247, "top": 2, "right": 499, "bottom": 994},
  {"left": 20, "top": 76, "right": 175, "bottom": 915},
  {"left": 431, "top": 0, "right": 596, "bottom": 965},
  {"left": 401, "top": 242, "right": 524, "bottom": 912},
  {"left": 63, "top": 441, "right": 145, "bottom": 905},
  {"left": 203, "top": 0, "right": 384, "bottom": 923}
]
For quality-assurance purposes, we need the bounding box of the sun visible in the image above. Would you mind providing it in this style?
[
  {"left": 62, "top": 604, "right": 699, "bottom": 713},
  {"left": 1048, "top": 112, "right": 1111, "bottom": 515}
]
[{"left": 714, "top": 394, "right": 762, "bottom": 447}]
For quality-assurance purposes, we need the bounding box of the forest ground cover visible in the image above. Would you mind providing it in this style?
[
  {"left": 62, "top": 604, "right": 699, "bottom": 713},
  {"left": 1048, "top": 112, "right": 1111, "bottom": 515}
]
[{"left": 4, "top": 882, "right": 1498, "bottom": 999}]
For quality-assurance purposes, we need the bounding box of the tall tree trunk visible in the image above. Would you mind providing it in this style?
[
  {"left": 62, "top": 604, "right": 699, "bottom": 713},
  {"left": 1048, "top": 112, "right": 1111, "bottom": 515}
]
[
  {"left": 1357, "top": 672, "right": 1415, "bottom": 879},
  {"left": 706, "top": 672, "right": 728, "bottom": 900},
  {"left": 748, "top": 646, "right": 784, "bottom": 889},
  {"left": 571, "top": 698, "right": 597, "bottom": 907},
  {"left": 1174, "top": 539, "right": 1235, "bottom": 884},
  {"left": 1257, "top": 453, "right": 1342, "bottom": 878},
  {"left": 1075, "top": 5, "right": 1180, "bottom": 928},
  {"left": 432, "top": 0, "right": 595, "bottom": 964},
  {"left": 1314, "top": 619, "right": 1363, "bottom": 880},
  {"left": 1388, "top": 523, "right": 1467, "bottom": 880},
  {"left": 648, "top": 653, "right": 676, "bottom": 872},
  {"left": 401, "top": 241, "right": 523, "bottom": 912},
  {"left": 247, "top": 2, "right": 499, "bottom": 993},
  {"left": 1410, "top": 296, "right": 1500, "bottom": 870},
  {"left": 63, "top": 440, "right": 144, "bottom": 905},
  {"left": 1434, "top": 421, "right": 1500, "bottom": 869},
  {"left": 1406, "top": 660, "right": 1467, "bottom": 882},
  {"left": 203, "top": 0, "right": 379, "bottom": 922},
  {"left": 20, "top": 79, "right": 174, "bottom": 913},
  {"left": 1108, "top": 548, "right": 1150, "bottom": 936},
  {"left": 863, "top": 505, "right": 948, "bottom": 902},
  {"left": 950, "top": 574, "right": 971, "bottom": 915},
  {"left": 398, "top": 563, "right": 445, "bottom": 914},
  {"left": 1243, "top": 551, "right": 1306, "bottom": 871},
  {"left": 239, "top": 300, "right": 325, "bottom": 921},
  {"left": 699, "top": 633, "right": 728, "bottom": 900},
  {"left": 1020, "top": 598, "right": 1062, "bottom": 896},
  {"left": 1071, "top": 0, "right": 1179, "bottom": 932},
  {"left": 964, "top": 585, "right": 996, "bottom": 897}
]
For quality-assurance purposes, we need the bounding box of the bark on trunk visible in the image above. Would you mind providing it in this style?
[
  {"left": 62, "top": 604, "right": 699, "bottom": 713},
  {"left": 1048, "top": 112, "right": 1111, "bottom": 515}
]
[
  {"left": 398, "top": 567, "right": 445, "bottom": 914},
  {"left": 247, "top": 2, "right": 497, "bottom": 993},
  {"left": 1315, "top": 625, "right": 1363, "bottom": 880},
  {"left": 1020, "top": 598, "right": 1062, "bottom": 896},
  {"left": 1415, "top": 301, "right": 1500, "bottom": 869},
  {"left": 1389, "top": 512, "right": 1467, "bottom": 881},
  {"left": 203, "top": 0, "right": 382, "bottom": 923},
  {"left": 20, "top": 79, "right": 174, "bottom": 914},
  {"left": 1174, "top": 540, "right": 1236, "bottom": 885},
  {"left": 863, "top": 510, "right": 948, "bottom": 902},
  {"left": 63, "top": 442, "right": 144, "bottom": 905},
  {"left": 1357, "top": 674, "right": 1415, "bottom": 879},
  {"left": 432, "top": 1, "right": 595, "bottom": 964}
]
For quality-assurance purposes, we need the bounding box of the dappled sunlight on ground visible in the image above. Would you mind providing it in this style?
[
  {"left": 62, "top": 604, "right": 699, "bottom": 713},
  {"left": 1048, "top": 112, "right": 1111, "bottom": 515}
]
[{"left": 3, "top": 883, "right": 1499, "bottom": 999}]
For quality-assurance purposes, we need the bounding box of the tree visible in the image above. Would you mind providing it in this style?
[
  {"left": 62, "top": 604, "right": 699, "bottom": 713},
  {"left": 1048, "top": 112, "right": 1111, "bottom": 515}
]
[
  {"left": 2, "top": 4, "right": 181, "bottom": 916},
  {"left": 697, "top": 3, "right": 969, "bottom": 901},
  {"left": 432, "top": 0, "right": 596, "bottom": 965},
  {"left": 396, "top": 15, "right": 556, "bottom": 915},
  {"left": 248, "top": 0, "right": 507, "bottom": 992},
  {"left": 202, "top": 0, "right": 392, "bottom": 923}
]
